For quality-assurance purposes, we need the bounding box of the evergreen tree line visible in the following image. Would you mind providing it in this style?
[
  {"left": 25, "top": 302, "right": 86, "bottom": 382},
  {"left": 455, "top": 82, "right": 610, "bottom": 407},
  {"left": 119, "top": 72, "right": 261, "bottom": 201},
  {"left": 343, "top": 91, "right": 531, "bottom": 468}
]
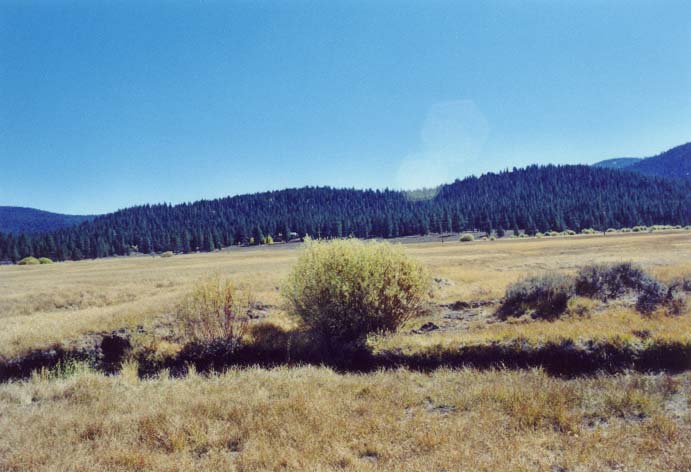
[{"left": 2, "top": 165, "right": 690, "bottom": 262}]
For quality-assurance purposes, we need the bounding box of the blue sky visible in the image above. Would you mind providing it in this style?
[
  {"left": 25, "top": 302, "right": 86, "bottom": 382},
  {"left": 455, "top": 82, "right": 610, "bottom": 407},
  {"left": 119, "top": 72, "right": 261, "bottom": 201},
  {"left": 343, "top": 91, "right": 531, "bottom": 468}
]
[{"left": 1, "top": 1, "right": 690, "bottom": 214}]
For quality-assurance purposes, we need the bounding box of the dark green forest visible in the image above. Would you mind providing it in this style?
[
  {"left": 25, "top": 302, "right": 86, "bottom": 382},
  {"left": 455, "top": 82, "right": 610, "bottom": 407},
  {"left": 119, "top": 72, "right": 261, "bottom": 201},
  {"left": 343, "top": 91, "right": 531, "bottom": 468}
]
[
  {"left": 2, "top": 164, "right": 690, "bottom": 262},
  {"left": 0, "top": 207, "right": 93, "bottom": 235},
  {"left": 594, "top": 141, "right": 691, "bottom": 180}
]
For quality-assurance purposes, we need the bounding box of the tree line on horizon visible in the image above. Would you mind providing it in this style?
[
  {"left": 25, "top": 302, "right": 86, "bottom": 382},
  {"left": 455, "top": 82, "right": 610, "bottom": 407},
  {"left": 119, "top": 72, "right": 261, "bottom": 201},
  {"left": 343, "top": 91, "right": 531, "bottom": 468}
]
[{"left": 1, "top": 164, "right": 690, "bottom": 262}]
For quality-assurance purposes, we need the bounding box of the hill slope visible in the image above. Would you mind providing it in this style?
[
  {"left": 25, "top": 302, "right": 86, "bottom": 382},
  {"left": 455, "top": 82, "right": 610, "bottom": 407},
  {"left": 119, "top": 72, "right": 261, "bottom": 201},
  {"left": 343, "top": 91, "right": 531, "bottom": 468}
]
[
  {"left": 0, "top": 207, "right": 93, "bottom": 235},
  {"left": 593, "top": 157, "right": 642, "bottom": 169},
  {"left": 594, "top": 142, "right": 691, "bottom": 180},
  {"left": 2, "top": 164, "right": 690, "bottom": 262},
  {"left": 625, "top": 142, "right": 691, "bottom": 180}
]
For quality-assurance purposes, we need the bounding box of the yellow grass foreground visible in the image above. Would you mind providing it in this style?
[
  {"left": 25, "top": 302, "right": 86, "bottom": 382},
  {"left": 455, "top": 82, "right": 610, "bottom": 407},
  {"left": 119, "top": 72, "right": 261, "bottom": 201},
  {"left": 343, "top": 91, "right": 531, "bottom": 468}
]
[{"left": 0, "top": 366, "right": 689, "bottom": 472}]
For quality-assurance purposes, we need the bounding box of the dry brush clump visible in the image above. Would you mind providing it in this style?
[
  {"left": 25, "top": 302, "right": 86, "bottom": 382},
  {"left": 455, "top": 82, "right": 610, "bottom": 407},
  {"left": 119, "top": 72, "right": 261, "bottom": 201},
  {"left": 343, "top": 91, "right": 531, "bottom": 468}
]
[
  {"left": 574, "top": 262, "right": 655, "bottom": 301},
  {"left": 499, "top": 262, "right": 688, "bottom": 320},
  {"left": 282, "top": 238, "right": 430, "bottom": 346},
  {"left": 498, "top": 274, "right": 575, "bottom": 320},
  {"left": 176, "top": 274, "right": 250, "bottom": 348}
]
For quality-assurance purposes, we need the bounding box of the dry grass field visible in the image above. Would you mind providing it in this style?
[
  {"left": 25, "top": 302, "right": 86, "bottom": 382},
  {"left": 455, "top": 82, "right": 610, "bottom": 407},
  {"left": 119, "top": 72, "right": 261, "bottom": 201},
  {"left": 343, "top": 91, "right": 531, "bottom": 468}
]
[
  {"left": 1, "top": 231, "right": 690, "bottom": 471},
  {"left": 1, "top": 231, "right": 689, "bottom": 360}
]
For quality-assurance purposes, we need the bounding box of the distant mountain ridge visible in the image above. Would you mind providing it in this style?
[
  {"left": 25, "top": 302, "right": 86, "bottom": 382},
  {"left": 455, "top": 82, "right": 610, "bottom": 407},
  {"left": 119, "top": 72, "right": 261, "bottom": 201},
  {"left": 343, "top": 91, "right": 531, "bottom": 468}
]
[
  {"left": 2, "top": 164, "right": 690, "bottom": 262},
  {"left": 594, "top": 142, "right": 691, "bottom": 180},
  {"left": 3, "top": 141, "right": 690, "bottom": 262},
  {"left": 593, "top": 157, "right": 643, "bottom": 169},
  {"left": 0, "top": 207, "right": 93, "bottom": 234}
]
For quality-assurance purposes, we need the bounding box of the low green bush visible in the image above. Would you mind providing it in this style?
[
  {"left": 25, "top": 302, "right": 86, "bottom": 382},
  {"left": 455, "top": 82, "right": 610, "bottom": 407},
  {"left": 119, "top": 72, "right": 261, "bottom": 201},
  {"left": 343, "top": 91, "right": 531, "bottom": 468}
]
[
  {"left": 282, "top": 239, "right": 430, "bottom": 344},
  {"left": 498, "top": 274, "right": 575, "bottom": 320},
  {"left": 460, "top": 234, "right": 474, "bottom": 242},
  {"left": 38, "top": 257, "right": 53, "bottom": 264},
  {"left": 606, "top": 228, "right": 617, "bottom": 233},
  {"left": 620, "top": 228, "right": 632, "bottom": 233},
  {"left": 17, "top": 257, "right": 40, "bottom": 265},
  {"left": 581, "top": 228, "right": 597, "bottom": 234},
  {"left": 632, "top": 226, "right": 647, "bottom": 232}
]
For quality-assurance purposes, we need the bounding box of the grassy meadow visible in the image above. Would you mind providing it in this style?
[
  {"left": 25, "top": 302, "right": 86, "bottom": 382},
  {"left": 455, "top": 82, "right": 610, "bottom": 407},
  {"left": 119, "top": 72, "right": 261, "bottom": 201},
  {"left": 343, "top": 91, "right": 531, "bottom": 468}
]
[{"left": 1, "top": 230, "right": 690, "bottom": 470}]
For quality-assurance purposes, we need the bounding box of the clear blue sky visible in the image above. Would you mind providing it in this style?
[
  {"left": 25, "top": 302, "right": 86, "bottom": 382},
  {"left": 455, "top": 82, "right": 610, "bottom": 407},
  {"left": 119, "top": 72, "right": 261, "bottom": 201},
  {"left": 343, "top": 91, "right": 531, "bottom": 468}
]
[{"left": 2, "top": 1, "right": 690, "bottom": 214}]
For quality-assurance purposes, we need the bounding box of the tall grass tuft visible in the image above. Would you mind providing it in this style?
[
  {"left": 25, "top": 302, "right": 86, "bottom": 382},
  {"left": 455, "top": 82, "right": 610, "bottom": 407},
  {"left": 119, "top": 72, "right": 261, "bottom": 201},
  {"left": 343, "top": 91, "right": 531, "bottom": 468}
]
[{"left": 176, "top": 274, "right": 249, "bottom": 347}]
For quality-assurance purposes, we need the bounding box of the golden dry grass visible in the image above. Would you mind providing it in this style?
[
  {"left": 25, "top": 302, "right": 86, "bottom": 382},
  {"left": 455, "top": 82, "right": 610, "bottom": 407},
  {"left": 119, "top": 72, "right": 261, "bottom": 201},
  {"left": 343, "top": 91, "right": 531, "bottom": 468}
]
[
  {"left": 1, "top": 231, "right": 690, "bottom": 360},
  {"left": 0, "top": 366, "right": 689, "bottom": 471},
  {"left": 1, "top": 232, "right": 691, "bottom": 470}
]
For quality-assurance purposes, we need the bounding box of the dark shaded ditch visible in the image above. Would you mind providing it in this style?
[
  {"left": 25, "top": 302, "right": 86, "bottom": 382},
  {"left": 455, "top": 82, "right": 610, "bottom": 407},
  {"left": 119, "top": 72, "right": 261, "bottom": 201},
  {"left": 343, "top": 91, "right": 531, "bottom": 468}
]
[
  {"left": 2, "top": 328, "right": 690, "bottom": 382},
  {"left": 0, "top": 330, "right": 133, "bottom": 381}
]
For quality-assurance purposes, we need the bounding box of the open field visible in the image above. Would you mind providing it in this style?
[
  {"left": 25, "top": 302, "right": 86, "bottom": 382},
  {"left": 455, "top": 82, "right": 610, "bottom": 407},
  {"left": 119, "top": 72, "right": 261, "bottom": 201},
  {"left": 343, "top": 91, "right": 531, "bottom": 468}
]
[
  {"left": 1, "top": 231, "right": 690, "bottom": 360},
  {"left": 1, "top": 231, "right": 690, "bottom": 471}
]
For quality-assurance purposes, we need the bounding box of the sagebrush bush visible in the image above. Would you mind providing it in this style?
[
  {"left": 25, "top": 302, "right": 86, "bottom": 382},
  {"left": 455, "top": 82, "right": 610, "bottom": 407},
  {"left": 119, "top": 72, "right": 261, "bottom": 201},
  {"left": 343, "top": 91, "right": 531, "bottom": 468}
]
[
  {"left": 460, "top": 234, "right": 474, "bottom": 242},
  {"left": 676, "top": 275, "right": 691, "bottom": 292},
  {"left": 282, "top": 239, "right": 430, "bottom": 344},
  {"left": 664, "top": 290, "right": 687, "bottom": 316},
  {"left": 160, "top": 251, "right": 174, "bottom": 258},
  {"left": 38, "top": 257, "right": 53, "bottom": 264},
  {"left": 17, "top": 257, "right": 40, "bottom": 265},
  {"left": 498, "top": 274, "right": 575, "bottom": 320},
  {"left": 575, "top": 262, "right": 655, "bottom": 300},
  {"left": 176, "top": 274, "right": 249, "bottom": 347},
  {"left": 635, "top": 280, "right": 669, "bottom": 314}
]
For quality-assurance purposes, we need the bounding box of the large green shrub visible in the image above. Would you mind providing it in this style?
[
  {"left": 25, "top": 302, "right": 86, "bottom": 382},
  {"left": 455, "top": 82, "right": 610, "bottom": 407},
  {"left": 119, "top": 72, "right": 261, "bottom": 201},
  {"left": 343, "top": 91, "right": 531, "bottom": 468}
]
[
  {"left": 282, "top": 239, "right": 430, "bottom": 344},
  {"left": 460, "top": 234, "right": 474, "bottom": 242},
  {"left": 498, "top": 274, "right": 575, "bottom": 320},
  {"left": 17, "top": 257, "right": 40, "bottom": 265},
  {"left": 38, "top": 257, "right": 53, "bottom": 264}
]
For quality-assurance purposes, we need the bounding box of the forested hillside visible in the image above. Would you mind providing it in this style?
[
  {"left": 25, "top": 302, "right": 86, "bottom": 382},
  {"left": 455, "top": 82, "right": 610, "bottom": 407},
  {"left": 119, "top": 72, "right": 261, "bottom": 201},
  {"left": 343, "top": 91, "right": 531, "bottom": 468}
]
[
  {"left": 0, "top": 207, "right": 93, "bottom": 235},
  {"left": 594, "top": 142, "right": 691, "bottom": 180},
  {"left": 593, "top": 158, "right": 642, "bottom": 170},
  {"left": 2, "top": 164, "right": 690, "bottom": 262},
  {"left": 624, "top": 142, "right": 691, "bottom": 180}
]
